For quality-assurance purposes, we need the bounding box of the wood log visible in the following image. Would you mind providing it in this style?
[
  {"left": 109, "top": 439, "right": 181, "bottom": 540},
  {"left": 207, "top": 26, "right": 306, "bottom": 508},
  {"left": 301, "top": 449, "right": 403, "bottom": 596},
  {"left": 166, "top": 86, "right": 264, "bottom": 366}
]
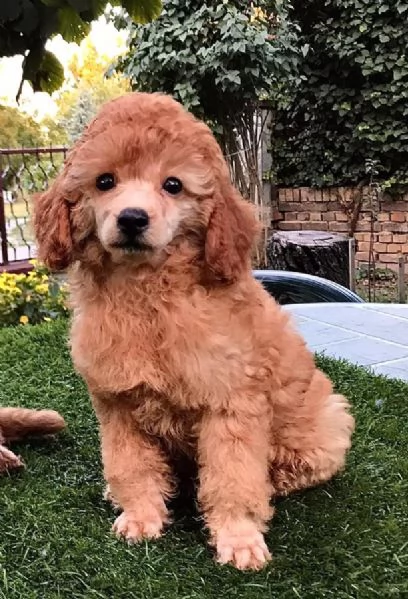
[{"left": 267, "top": 230, "right": 350, "bottom": 288}]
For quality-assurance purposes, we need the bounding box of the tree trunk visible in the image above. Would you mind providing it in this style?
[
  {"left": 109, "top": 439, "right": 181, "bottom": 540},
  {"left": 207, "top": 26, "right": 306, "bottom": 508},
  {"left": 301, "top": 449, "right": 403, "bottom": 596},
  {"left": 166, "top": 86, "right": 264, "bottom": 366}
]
[{"left": 267, "top": 230, "right": 350, "bottom": 288}]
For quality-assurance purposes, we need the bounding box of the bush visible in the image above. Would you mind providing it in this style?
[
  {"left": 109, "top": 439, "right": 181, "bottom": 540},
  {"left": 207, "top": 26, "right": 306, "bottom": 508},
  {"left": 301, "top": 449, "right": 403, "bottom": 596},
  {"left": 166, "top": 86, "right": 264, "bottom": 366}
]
[
  {"left": 273, "top": 0, "right": 408, "bottom": 190},
  {"left": 0, "top": 261, "right": 69, "bottom": 328}
]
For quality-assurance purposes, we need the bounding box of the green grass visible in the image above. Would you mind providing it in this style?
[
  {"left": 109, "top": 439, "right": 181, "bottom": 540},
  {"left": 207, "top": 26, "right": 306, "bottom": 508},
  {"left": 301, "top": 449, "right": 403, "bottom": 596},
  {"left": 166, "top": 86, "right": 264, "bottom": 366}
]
[{"left": 0, "top": 320, "right": 407, "bottom": 599}]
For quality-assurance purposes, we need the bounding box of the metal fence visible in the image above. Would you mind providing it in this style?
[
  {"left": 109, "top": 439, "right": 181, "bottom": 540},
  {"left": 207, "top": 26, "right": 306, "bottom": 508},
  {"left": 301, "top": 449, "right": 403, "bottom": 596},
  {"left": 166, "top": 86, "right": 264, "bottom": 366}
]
[{"left": 0, "top": 147, "right": 67, "bottom": 272}]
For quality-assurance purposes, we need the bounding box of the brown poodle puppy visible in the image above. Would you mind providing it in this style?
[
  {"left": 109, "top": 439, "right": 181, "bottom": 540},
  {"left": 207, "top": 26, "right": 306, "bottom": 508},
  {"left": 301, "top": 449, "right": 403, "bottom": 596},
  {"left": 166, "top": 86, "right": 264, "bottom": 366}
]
[
  {"left": 33, "top": 92, "right": 354, "bottom": 570},
  {"left": 0, "top": 408, "right": 65, "bottom": 473}
]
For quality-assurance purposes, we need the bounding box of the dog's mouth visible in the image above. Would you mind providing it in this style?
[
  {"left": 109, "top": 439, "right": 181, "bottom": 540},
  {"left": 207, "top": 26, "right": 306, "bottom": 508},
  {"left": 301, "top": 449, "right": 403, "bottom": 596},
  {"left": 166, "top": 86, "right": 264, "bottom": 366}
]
[{"left": 111, "top": 240, "right": 153, "bottom": 254}]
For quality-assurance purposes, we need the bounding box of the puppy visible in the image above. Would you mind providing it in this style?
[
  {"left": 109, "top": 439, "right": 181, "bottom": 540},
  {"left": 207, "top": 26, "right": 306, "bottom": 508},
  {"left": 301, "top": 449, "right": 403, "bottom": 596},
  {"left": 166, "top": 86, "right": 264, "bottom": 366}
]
[{"left": 33, "top": 92, "right": 354, "bottom": 570}]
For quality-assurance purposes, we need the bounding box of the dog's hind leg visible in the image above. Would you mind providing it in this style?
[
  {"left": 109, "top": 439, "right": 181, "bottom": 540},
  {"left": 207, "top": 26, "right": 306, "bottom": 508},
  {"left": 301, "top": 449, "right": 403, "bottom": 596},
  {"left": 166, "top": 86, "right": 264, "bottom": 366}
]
[{"left": 269, "top": 375, "right": 355, "bottom": 497}]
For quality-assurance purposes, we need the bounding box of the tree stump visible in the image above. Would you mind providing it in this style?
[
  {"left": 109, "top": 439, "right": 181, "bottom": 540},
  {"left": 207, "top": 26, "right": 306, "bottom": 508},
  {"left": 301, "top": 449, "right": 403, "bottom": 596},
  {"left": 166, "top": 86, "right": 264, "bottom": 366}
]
[{"left": 267, "top": 230, "right": 350, "bottom": 288}]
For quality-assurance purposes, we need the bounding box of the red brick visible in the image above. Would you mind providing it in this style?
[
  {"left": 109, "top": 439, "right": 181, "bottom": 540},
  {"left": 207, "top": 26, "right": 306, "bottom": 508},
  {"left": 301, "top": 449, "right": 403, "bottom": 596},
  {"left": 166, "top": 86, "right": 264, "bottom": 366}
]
[
  {"left": 356, "top": 251, "right": 370, "bottom": 261},
  {"left": 379, "top": 232, "right": 393, "bottom": 242},
  {"left": 401, "top": 244, "right": 408, "bottom": 254},
  {"left": 331, "top": 187, "right": 343, "bottom": 201},
  {"left": 292, "top": 188, "right": 301, "bottom": 202},
  {"left": 327, "top": 201, "right": 342, "bottom": 211},
  {"left": 322, "top": 210, "right": 336, "bottom": 221},
  {"left": 322, "top": 189, "right": 331, "bottom": 202},
  {"left": 310, "top": 211, "right": 322, "bottom": 221},
  {"left": 271, "top": 210, "right": 283, "bottom": 222},
  {"left": 381, "top": 200, "right": 408, "bottom": 212},
  {"left": 358, "top": 241, "right": 371, "bottom": 252},
  {"left": 299, "top": 221, "right": 329, "bottom": 231},
  {"left": 382, "top": 222, "right": 408, "bottom": 233},
  {"left": 378, "top": 213, "right": 390, "bottom": 222},
  {"left": 381, "top": 253, "right": 401, "bottom": 263},
  {"left": 296, "top": 212, "right": 310, "bottom": 221},
  {"left": 335, "top": 212, "right": 349, "bottom": 222},
  {"left": 373, "top": 242, "right": 387, "bottom": 252},
  {"left": 387, "top": 243, "right": 402, "bottom": 252},
  {"left": 298, "top": 187, "right": 310, "bottom": 202},
  {"left": 279, "top": 202, "right": 326, "bottom": 212},
  {"left": 305, "top": 202, "right": 328, "bottom": 212},
  {"left": 279, "top": 202, "right": 302, "bottom": 212},
  {"left": 304, "top": 189, "right": 315, "bottom": 202},
  {"left": 329, "top": 222, "right": 349, "bottom": 233},
  {"left": 391, "top": 212, "right": 406, "bottom": 223},
  {"left": 393, "top": 234, "right": 407, "bottom": 243},
  {"left": 355, "top": 232, "right": 371, "bottom": 242},
  {"left": 278, "top": 221, "right": 302, "bottom": 231},
  {"left": 356, "top": 222, "right": 381, "bottom": 232}
]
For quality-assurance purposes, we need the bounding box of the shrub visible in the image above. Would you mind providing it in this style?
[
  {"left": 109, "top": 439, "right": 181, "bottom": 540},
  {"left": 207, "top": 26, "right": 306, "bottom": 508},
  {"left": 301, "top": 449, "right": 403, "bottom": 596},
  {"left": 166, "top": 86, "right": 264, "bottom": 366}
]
[
  {"left": 0, "top": 261, "right": 69, "bottom": 328},
  {"left": 273, "top": 0, "right": 408, "bottom": 190}
]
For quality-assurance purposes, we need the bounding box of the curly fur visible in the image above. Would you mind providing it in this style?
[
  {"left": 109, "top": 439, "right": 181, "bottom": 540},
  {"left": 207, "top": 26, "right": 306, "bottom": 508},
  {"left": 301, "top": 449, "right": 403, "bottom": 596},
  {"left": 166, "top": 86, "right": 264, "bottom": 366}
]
[
  {"left": 33, "top": 92, "right": 354, "bottom": 570},
  {"left": 0, "top": 408, "right": 65, "bottom": 474}
]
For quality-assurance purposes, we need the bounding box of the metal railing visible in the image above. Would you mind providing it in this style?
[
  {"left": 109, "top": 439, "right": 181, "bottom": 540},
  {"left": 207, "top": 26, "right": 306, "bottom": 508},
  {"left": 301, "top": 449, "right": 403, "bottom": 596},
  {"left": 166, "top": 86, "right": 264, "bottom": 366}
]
[{"left": 0, "top": 147, "right": 67, "bottom": 271}]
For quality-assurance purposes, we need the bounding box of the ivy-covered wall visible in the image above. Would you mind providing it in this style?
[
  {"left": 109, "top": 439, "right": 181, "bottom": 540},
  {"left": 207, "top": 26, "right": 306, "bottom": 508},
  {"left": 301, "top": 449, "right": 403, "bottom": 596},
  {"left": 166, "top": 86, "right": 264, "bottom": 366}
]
[{"left": 273, "top": 0, "right": 408, "bottom": 189}]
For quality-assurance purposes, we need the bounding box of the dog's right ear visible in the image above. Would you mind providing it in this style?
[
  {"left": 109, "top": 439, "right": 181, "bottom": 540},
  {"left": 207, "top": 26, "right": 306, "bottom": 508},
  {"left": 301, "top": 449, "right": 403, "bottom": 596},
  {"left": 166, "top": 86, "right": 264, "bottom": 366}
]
[{"left": 33, "top": 176, "right": 73, "bottom": 271}]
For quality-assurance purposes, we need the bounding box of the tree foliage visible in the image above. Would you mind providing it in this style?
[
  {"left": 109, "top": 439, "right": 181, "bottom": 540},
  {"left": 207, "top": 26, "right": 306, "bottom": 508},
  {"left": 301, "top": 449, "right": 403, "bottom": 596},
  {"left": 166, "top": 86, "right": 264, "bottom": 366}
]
[
  {"left": 0, "top": 105, "right": 45, "bottom": 148},
  {"left": 0, "top": 0, "right": 162, "bottom": 98},
  {"left": 54, "top": 38, "right": 130, "bottom": 144},
  {"left": 273, "top": 0, "right": 408, "bottom": 190},
  {"left": 117, "top": 0, "right": 300, "bottom": 190},
  {"left": 118, "top": 0, "right": 300, "bottom": 123}
]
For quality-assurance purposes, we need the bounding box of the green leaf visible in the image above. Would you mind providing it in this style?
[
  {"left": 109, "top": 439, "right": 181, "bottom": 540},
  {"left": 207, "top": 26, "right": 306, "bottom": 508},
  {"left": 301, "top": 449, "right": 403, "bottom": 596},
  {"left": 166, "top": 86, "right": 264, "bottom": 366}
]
[
  {"left": 117, "top": 0, "right": 162, "bottom": 23},
  {"left": 66, "top": 0, "right": 93, "bottom": 11},
  {"left": 0, "top": 0, "right": 23, "bottom": 21},
  {"left": 31, "top": 50, "right": 65, "bottom": 93},
  {"left": 56, "top": 5, "right": 91, "bottom": 43},
  {"left": 39, "top": 0, "right": 64, "bottom": 6},
  {"left": 12, "top": 0, "right": 39, "bottom": 35},
  {"left": 301, "top": 43, "right": 310, "bottom": 57}
]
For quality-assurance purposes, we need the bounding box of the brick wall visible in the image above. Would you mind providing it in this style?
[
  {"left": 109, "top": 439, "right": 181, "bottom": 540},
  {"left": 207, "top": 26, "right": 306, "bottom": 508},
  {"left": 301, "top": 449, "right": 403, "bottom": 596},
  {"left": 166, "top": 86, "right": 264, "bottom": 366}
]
[{"left": 273, "top": 187, "right": 408, "bottom": 272}]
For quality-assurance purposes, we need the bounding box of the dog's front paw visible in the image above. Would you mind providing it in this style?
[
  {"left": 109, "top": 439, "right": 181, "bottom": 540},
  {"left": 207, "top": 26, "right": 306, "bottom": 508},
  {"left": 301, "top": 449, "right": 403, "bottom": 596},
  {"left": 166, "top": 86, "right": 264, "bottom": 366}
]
[
  {"left": 113, "top": 510, "right": 165, "bottom": 543},
  {"left": 0, "top": 445, "right": 24, "bottom": 474},
  {"left": 215, "top": 519, "right": 271, "bottom": 570}
]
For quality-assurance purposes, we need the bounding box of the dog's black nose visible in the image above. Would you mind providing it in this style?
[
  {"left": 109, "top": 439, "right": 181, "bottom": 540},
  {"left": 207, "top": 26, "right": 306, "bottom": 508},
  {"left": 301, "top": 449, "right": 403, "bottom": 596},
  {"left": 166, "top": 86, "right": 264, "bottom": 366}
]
[{"left": 117, "top": 208, "right": 149, "bottom": 237}]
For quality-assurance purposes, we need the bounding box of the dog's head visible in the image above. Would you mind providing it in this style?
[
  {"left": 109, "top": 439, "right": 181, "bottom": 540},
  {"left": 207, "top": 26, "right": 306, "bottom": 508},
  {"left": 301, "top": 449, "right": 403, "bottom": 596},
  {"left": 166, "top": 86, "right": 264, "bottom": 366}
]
[{"left": 34, "top": 92, "right": 259, "bottom": 283}]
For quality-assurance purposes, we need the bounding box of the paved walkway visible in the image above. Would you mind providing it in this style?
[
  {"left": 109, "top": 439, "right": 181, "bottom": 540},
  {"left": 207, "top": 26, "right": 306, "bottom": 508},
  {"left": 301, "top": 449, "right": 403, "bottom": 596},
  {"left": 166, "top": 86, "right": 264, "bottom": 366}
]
[{"left": 285, "top": 303, "right": 408, "bottom": 381}]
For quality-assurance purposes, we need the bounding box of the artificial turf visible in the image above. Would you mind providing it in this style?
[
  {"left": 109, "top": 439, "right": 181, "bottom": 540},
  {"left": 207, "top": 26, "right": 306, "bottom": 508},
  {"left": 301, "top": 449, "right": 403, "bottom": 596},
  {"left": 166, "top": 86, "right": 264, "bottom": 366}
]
[{"left": 0, "top": 320, "right": 407, "bottom": 599}]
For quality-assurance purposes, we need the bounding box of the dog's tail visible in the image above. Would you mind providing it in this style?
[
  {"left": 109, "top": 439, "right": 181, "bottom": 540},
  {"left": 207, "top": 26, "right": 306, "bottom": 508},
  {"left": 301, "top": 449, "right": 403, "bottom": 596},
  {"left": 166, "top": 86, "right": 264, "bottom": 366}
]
[{"left": 0, "top": 408, "right": 65, "bottom": 442}]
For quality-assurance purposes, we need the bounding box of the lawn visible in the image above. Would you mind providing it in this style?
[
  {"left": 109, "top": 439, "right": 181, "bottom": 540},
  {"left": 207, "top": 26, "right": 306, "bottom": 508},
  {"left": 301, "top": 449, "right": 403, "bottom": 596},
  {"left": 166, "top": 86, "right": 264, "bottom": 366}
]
[{"left": 0, "top": 320, "right": 407, "bottom": 599}]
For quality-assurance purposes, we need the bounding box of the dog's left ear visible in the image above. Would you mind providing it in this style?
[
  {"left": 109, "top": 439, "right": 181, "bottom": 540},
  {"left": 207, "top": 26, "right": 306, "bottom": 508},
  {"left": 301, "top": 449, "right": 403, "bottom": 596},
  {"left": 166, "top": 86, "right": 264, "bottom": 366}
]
[
  {"left": 33, "top": 174, "right": 74, "bottom": 271},
  {"left": 204, "top": 185, "right": 260, "bottom": 283}
]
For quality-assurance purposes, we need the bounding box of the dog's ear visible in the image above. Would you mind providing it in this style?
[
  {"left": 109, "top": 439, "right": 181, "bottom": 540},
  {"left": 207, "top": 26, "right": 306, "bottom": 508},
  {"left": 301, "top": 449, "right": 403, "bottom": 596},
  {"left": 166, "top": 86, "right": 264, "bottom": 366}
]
[
  {"left": 204, "top": 185, "right": 260, "bottom": 283},
  {"left": 33, "top": 176, "right": 73, "bottom": 271}
]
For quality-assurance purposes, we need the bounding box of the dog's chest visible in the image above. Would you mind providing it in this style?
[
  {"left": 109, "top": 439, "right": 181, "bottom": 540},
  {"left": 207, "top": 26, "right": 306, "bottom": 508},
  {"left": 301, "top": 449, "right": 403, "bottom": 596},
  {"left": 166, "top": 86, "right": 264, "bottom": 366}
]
[
  {"left": 71, "top": 283, "right": 250, "bottom": 402},
  {"left": 129, "top": 387, "right": 199, "bottom": 452}
]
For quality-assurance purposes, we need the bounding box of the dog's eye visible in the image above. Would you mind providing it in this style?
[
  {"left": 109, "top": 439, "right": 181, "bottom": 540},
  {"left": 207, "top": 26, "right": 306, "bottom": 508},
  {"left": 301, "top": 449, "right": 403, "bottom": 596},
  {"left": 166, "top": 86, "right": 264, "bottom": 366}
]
[
  {"left": 96, "top": 173, "right": 116, "bottom": 191},
  {"left": 162, "top": 177, "right": 183, "bottom": 195}
]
